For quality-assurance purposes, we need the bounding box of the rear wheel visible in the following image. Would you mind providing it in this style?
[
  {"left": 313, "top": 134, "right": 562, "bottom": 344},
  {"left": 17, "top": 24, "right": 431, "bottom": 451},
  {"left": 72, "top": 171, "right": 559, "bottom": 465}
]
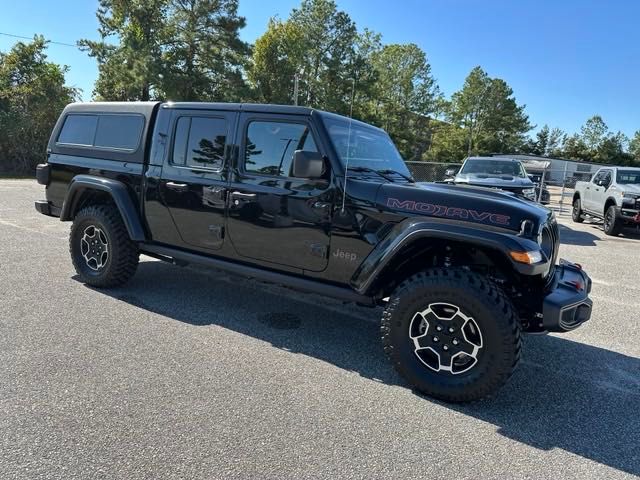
[
  {"left": 70, "top": 204, "right": 139, "bottom": 287},
  {"left": 572, "top": 198, "right": 584, "bottom": 223},
  {"left": 603, "top": 205, "right": 622, "bottom": 236},
  {"left": 381, "top": 268, "right": 521, "bottom": 402}
]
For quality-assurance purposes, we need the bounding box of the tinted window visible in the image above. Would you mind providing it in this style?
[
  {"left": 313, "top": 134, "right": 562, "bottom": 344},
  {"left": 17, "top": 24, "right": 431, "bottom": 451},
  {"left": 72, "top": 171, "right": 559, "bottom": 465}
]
[
  {"left": 94, "top": 114, "right": 144, "bottom": 150},
  {"left": 616, "top": 170, "right": 640, "bottom": 184},
  {"left": 460, "top": 159, "right": 526, "bottom": 178},
  {"left": 592, "top": 171, "right": 605, "bottom": 183},
  {"left": 245, "top": 121, "right": 317, "bottom": 177},
  {"left": 172, "top": 116, "right": 227, "bottom": 170},
  {"left": 57, "top": 114, "right": 98, "bottom": 146}
]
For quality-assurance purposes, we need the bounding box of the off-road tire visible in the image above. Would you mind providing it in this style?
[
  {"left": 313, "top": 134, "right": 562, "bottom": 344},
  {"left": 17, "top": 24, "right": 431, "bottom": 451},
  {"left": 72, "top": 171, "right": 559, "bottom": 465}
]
[
  {"left": 70, "top": 204, "right": 139, "bottom": 287},
  {"left": 603, "top": 205, "right": 622, "bottom": 236},
  {"left": 572, "top": 198, "right": 584, "bottom": 223},
  {"left": 381, "top": 268, "right": 522, "bottom": 402}
]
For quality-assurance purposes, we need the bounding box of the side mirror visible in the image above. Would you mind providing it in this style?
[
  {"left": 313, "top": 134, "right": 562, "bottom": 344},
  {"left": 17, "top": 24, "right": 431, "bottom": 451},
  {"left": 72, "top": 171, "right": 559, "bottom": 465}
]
[{"left": 292, "top": 150, "right": 325, "bottom": 178}]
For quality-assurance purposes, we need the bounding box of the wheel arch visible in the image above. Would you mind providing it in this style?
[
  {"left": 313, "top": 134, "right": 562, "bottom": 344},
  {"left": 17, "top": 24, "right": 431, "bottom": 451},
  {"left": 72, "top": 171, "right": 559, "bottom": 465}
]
[
  {"left": 604, "top": 197, "right": 617, "bottom": 215},
  {"left": 572, "top": 191, "right": 581, "bottom": 203},
  {"left": 60, "top": 175, "right": 146, "bottom": 241},
  {"left": 351, "top": 220, "right": 542, "bottom": 299}
]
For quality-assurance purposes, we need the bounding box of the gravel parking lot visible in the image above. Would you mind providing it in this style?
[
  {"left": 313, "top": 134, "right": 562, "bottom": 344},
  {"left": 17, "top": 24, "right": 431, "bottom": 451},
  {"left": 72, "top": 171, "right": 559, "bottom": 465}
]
[{"left": 1, "top": 179, "right": 639, "bottom": 479}]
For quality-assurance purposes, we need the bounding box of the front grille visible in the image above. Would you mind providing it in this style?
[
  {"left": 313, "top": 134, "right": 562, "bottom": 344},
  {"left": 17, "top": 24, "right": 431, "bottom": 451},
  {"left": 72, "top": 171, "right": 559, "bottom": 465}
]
[{"left": 542, "top": 218, "right": 559, "bottom": 284}]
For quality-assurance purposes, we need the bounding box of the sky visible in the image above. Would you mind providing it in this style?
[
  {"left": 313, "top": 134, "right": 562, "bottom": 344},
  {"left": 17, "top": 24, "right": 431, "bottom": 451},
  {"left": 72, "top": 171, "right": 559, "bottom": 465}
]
[{"left": 1, "top": 0, "right": 639, "bottom": 137}]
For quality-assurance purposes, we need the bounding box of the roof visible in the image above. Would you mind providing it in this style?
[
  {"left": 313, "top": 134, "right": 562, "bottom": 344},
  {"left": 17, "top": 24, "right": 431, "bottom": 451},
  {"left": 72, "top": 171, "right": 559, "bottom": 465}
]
[
  {"left": 466, "top": 156, "right": 521, "bottom": 162},
  {"left": 66, "top": 101, "right": 384, "bottom": 133}
]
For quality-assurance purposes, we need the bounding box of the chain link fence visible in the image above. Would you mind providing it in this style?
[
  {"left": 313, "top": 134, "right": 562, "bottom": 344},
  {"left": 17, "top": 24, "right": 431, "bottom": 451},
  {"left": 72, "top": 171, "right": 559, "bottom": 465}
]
[{"left": 405, "top": 160, "right": 599, "bottom": 214}]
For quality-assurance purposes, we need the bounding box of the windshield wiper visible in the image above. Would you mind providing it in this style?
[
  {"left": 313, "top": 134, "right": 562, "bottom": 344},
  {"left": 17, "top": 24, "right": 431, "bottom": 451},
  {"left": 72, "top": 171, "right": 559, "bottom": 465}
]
[
  {"left": 376, "top": 169, "right": 414, "bottom": 182},
  {"left": 347, "top": 166, "right": 394, "bottom": 182},
  {"left": 347, "top": 166, "right": 413, "bottom": 183}
]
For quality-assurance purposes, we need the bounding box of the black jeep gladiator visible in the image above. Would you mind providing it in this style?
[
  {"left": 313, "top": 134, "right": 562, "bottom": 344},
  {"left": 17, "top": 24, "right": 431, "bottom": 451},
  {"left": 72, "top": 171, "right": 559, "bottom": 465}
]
[{"left": 35, "top": 102, "right": 593, "bottom": 402}]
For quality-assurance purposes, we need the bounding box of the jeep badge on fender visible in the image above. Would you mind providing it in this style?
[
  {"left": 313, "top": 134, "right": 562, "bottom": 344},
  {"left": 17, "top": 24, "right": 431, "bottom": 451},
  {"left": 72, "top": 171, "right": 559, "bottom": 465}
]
[{"left": 34, "top": 101, "right": 593, "bottom": 403}]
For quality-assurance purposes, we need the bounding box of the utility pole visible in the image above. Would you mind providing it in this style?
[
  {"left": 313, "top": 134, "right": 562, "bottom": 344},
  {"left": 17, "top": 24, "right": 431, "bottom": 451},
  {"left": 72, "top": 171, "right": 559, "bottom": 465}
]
[{"left": 293, "top": 72, "right": 299, "bottom": 106}]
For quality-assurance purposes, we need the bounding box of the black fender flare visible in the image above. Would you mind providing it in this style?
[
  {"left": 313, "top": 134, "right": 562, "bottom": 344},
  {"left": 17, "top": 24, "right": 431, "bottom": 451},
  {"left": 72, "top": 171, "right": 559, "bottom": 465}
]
[
  {"left": 60, "top": 175, "right": 146, "bottom": 241},
  {"left": 350, "top": 219, "right": 546, "bottom": 296}
]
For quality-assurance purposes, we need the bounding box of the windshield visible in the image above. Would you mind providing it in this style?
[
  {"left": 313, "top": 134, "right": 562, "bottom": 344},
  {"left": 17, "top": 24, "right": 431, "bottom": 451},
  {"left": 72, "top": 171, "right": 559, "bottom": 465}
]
[
  {"left": 460, "top": 159, "right": 526, "bottom": 178},
  {"left": 616, "top": 170, "right": 640, "bottom": 185},
  {"left": 321, "top": 115, "right": 411, "bottom": 176}
]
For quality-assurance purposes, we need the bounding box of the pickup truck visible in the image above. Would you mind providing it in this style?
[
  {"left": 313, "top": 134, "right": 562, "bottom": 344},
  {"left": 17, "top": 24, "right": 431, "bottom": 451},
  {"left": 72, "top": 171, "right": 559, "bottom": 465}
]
[
  {"left": 573, "top": 167, "right": 640, "bottom": 235},
  {"left": 453, "top": 156, "right": 537, "bottom": 201},
  {"left": 35, "top": 101, "right": 593, "bottom": 402}
]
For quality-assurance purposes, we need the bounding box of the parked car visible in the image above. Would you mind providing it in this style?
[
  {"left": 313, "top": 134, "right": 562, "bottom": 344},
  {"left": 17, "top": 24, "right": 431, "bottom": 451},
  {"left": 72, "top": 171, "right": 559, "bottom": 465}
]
[
  {"left": 454, "top": 156, "right": 537, "bottom": 201},
  {"left": 528, "top": 174, "right": 551, "bottom": 204},
  {"left": 573, "top": 167, "right": 640, "bottom": 235},
  {"left": 35, "top": 101, "right": 592, "bottom": 402}
]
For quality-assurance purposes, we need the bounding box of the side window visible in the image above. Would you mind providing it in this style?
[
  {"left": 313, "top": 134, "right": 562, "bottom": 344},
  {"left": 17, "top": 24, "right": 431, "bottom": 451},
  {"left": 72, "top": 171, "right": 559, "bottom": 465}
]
[
  {"left": 602, "top": 171, "right": 612, "bottom": 186},
  {"left": 244, "top": 121, "right": 318, "bottom": 177},
  {"left": 94, "top": 114, "right": 144, "bottom": 150},
  {"left": 57, "top": 114, "right": 98, "bottom": 146},
  {"left": 592, "top": 171, "right": 604, "bottom": 184},
  {"left": 172, "top": 116, "right": 227, "bottom": 170},
  {"left": 57, "top": 113, "right": 144, "bottom": 151}
]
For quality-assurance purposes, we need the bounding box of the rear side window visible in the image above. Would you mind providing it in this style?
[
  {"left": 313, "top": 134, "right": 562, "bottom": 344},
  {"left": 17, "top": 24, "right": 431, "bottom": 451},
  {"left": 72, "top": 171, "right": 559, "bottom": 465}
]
[
  {"left": 57, "top": 114, "right": 98, "bottom": 146},
  {"left": 172, "top": 116, "right": 227, "bottom": 170},
  {"left": 57, "top": 113, "right": 144, "bottom": 151},
  {"left": 94, "top": 115, "right": 144, "bottom": 150}
]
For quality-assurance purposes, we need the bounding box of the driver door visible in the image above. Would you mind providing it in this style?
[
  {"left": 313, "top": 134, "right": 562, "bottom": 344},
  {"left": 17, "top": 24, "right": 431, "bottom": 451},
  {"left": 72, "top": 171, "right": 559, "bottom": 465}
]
[
  {"left": 226, "top": 113, "right": 334, "bottom": 272},
  {"left": 590, "top": 169, "right": 611, "bottom": 214}
]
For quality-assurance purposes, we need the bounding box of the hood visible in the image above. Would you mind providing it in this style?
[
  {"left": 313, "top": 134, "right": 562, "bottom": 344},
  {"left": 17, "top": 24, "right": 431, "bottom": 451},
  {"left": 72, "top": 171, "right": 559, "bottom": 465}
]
[
  {"left": 619, "top": 184, "right": 640, "bottom": 194},
  {"left": 454, "top": 173, "right": 534, "bottom": 189},
  {"left": 379, "top": 182, "right": 549, "bottom": 232}
]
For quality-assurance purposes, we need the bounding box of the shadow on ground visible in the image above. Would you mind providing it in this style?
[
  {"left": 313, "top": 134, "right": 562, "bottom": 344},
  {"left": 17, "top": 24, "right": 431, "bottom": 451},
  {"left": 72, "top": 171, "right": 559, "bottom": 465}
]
[
  {"left": 84, "top": 261, "right": 640, "bottom": 476},
  {"left": 558, "top": 223, "right": 600, "bottom": 246}
]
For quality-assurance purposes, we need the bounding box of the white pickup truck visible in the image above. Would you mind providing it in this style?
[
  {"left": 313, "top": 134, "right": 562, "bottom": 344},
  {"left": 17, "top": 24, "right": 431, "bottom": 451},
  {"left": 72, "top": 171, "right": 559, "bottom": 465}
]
[{"left": 572, "top": 167, "right": 640, "bottom": 235}]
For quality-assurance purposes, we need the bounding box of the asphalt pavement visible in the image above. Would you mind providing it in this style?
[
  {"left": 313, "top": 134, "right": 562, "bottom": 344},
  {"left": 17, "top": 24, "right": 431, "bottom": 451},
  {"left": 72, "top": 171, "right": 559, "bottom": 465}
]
[{"left": 1, "top": 179, "right": 639, "bottom": 479}]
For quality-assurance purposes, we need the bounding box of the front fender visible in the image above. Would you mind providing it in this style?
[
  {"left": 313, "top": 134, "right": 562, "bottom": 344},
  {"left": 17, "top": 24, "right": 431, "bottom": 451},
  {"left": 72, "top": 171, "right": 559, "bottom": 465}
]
[
  {"left": 350, "top": 218, "right": 546, "bottom": 295},
  {"left": 60, "top": 175, "right": 146, "bottom": 241}
]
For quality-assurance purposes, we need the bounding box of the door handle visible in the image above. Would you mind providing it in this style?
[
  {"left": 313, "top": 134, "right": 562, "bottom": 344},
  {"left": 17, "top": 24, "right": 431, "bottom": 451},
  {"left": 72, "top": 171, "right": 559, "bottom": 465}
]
[
  {"left": 230, "top": 191, "right": 257, "bottom": 199},
  {"left": 166, "top": 181, "right": 188, "bottom": 192}
]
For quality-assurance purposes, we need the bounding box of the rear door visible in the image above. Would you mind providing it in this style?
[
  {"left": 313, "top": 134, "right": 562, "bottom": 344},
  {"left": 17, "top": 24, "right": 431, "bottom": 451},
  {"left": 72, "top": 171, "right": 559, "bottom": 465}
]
[
  {"left": 159, "top": 109, "right": 237, "bottom": 251},
  {"left": 226, "top": 112, "right": 333, "bottom": 272}
]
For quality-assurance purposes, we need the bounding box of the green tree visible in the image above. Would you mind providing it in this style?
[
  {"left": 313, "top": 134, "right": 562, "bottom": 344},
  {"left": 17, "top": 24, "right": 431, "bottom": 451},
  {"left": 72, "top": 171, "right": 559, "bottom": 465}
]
[
  {"left": 80, "top": 0, "right": 248, "bottom": 101},
  {"left": 580, "top": 115, "right": 609, "bottom": 151},
  {"left": 0, "top": 37, "right": 78, "bottom": 174},
  {"left": 248, "top": 0, "right": 361, "bottom": 113},
  {"left": 79, "top": 0, "right": 168, "bottom": 100},
  {"left": 161, "top": 0, "right": 250, "bottom": 101},
  {"left": 368, "top": 43, "right": 441, "bottom": 159},
  {"left": 629, "top": 130, "right": 640, "bottom": 162},
  {"left": 525, "top": 125, "right": 565, "bottom": 156},
  {"left": 447, "top": 66, "right": 531, "bottom": 157},
  {"left": 248, "top": 18, "right": 305, "bottom": 104}
]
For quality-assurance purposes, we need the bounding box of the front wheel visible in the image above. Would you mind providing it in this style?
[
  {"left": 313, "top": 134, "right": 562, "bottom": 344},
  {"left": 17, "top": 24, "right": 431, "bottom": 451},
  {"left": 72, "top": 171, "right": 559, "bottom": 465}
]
[
  {"left": 603, "top": 205, "right": 622, "bottom": 236},
  {"left": 381, "top": 268, "right": 521, "bottom": 402},
  {"left": 70, "top": 204, "right": 139, "bottom": 287},
  {"left": 572, "top": 198, "right": 584, "bottom": 223}
]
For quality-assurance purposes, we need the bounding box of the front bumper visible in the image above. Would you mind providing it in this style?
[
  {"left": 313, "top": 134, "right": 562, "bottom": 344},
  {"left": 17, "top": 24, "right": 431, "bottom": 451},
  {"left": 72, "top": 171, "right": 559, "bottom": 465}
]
[
  {"left": 35, "top": 200, "right": 60, "bottom": 217},
  {"left": 617, "top": 206, "right": 640, "bottom": 223},
  {"left": 542, "top": 260, "right": 592, "bottom": 332}
]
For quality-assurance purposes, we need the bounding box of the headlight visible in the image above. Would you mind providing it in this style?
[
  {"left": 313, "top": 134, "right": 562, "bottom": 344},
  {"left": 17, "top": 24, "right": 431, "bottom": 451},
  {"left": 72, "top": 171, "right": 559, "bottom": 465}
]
[
  {"left": 622, "top": 193, "right": 638, "bottom": 205},
  {"left": 523, "top": 188, "right": 536, "bottom": 200}
]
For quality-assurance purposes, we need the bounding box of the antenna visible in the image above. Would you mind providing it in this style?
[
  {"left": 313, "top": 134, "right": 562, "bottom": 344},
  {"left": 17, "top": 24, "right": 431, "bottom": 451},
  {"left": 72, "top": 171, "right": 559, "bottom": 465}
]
[{"left": 341, "top": 78, "right": 356, "bottom": 213}]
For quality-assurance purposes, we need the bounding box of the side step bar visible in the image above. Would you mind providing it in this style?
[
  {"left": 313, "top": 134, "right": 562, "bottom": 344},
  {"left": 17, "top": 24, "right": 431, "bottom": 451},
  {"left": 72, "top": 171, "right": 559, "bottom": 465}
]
[{"left": 139, "top": 243, "right": 375, "bottom": 306}]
